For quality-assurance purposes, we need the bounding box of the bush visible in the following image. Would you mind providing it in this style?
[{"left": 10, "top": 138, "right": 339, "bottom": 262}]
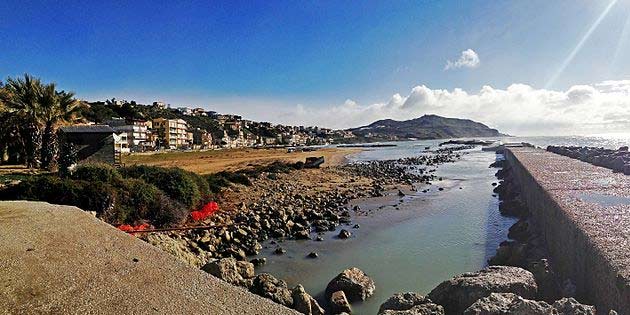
[
  {"left": 119, "top": 165, "right": 203, "bottom": 209},
  {"left": 0, "top": 175, "right": 82, "bottom": 206},
  {"left": 97, "top": 178, "right": 186, "bottom": 227},
  {"left": 0, "top": 173, "right": 187, "bottom": 228},
  {"left": 79, "top": 181, "right": 117, "bottom": 215},
  {"left": 71, "top": 163, "right": 122, "bottom": 183},
  {"left": 215, "top": 171, "right": 251, "bottom": 186},
  {"left": 205, "top": 174, "right": 230, "bottom": 193}
]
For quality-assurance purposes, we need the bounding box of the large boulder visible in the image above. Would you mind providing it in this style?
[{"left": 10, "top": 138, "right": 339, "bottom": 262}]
[
  {"left": 330, "top": 290, "right": 352, "bottom": 314},
  {"left": 326, "top": 267, "right": 375, "bottom": 302},
  {"left": 291, "top": 284, "right": 325, "bottom": 315},
  {"left": 464, "top": 293, "right": 553, "bottom": 314},
  {"left": 552, "top": 298, "right": 596, "bottom": 315},
  {"left": 201, "top": 257, "right": 254, "bottom": 287},
  {"left": 249, "top": 273, "right": 294, "bottom": 307},
  {"left": 427, "top": 266, "right": 537, "bottom": 315},
  {"left": 463, "top": 293, "right": 596, "bottom": 315},
  {"left": 378, "top": 292, "right": 444, "bottom": 315},
  {"left": 380, "top": 305, "right": 445, "bottom": 315}
]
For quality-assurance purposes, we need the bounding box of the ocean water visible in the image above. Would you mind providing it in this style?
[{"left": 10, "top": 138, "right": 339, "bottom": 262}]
[{"left": 256, "top": 136, "right": 629, "bottom": 314}]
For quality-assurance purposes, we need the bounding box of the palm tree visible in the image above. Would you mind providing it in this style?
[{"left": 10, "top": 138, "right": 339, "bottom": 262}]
[
  {"left": 38, "top": 83, "right": 81, "bottom": 169},
  {"left": 1, "top": 74, "right": 43, "bottom": 168}
]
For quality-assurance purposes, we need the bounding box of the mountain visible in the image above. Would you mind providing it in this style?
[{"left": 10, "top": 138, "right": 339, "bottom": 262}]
[{"left": 348, "top": 114, "right": 504, "bottom": 140}]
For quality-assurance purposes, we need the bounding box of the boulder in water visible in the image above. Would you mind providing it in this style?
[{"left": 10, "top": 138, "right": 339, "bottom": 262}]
[
  {"left": 326, "top": 267, "right": 376, "bottom": 302},
  {"left": 463, "top": 293, "right": 596, "bottom": 315},
  {"left": 292, "top": 284, "right": 325, "bottom": 315},
  {"left": 249, "top": 273, "right": 294, "bottom": 307},
  {"left": 427, "top": 266, "right": 537, "bottom": 315},
  {"left": 338, "top": 229, "right": 352, "bottom": 239},
  {"left": 330, "top": 290, "right": 352, "bottom": 314},
  {"left": 378, "top": 292, "right": 444, "bottom": 315}
]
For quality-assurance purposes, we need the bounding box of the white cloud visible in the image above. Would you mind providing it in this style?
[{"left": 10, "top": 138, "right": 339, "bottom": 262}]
[
  {"left": 269, "top": 79, "right": 630, "bottom": 136},
  {"left": 444, "top": 49, "right": 480, "bottom": 70}
]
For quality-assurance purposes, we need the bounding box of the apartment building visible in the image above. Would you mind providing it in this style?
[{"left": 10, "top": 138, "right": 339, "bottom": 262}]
[
  {"left": 152, "top": 118, "right": 191, "bottom": 149},
  {"left": 105, "top": 118, "right": 154, "bottom": 152}
]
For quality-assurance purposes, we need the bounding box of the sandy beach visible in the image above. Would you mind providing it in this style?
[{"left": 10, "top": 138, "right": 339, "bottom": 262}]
[{"left": 123, "top": 147, "right": 361, "bottom": 174}]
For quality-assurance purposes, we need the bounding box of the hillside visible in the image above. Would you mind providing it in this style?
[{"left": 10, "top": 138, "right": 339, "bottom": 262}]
[{"left": 348, "top": 114, "right": 503, "bottom": 141}]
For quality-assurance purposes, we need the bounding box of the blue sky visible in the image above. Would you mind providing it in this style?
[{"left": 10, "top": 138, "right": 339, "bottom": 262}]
[{"left": 2, "top": 1, "right": 630, "bottom": 134}]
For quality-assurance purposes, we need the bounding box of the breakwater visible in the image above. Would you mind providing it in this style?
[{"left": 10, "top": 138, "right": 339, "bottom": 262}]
[
  {"left": 504, "top": 147, "right": 630, "bottom": 313},
  {"left": 0, "top": 201, "right": 298, "bottom": 314}
]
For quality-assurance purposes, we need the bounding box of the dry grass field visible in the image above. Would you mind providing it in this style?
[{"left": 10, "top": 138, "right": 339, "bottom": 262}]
[{"left": 122, "top": 147, "right": 361, "bottom": 174}]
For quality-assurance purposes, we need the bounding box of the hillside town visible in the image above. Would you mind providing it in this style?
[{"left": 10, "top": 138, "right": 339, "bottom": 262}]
[{"left": 85, "top": 99, "right": 356, "bottom": 154}]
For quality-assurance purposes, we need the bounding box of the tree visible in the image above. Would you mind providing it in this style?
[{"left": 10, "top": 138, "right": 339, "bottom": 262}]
[
  {"left": 38, "top": 83, "right": 81, "bottom": 169},
  {"left": 1, "top": 74, "right": 44, "bottom": 168}
]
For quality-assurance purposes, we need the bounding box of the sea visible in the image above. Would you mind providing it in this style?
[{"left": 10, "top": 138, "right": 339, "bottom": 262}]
[{"left": 256, "top": 135, "right": 630, "bottom": 314}]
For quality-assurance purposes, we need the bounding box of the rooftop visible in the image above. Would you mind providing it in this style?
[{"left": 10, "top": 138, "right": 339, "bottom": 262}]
[{"left": 59, "top": 125, "right": 115, "bottom": 134}]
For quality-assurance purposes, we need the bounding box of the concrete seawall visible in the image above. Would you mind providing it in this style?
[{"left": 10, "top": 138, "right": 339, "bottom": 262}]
[
  {"left": 0, "top": 201, "right": 299, "bottom": 315},
  {"left": 505, "top": 147, "right": 630, "bottom": 313}
]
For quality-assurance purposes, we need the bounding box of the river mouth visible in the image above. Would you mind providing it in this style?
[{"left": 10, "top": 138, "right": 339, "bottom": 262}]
[{"left": 254, "top": 141, "right": 517, "bottom": 314}]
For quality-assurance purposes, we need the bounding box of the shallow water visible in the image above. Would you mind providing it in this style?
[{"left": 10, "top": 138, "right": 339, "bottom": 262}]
[
  {"left": 255, "top": 136, "right": 629, "bottom": 314},
  {"left": 257, "top": 141, "right": 515, "bottom": 314}
]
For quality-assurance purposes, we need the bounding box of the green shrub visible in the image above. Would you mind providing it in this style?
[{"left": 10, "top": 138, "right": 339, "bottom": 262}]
[
  {"left": 116, "top": 179, "right": 187, "bottom": 227},
  {"left": 190, "top": 173, "right": 210, "bottom": 202},
  {"left": 205, "top": 174, "right": 230, "bottom": 193},
  {"left": 72, "top": 163, "right": 122, "bottom": 183},
  {"left": 215, "top": 171, "right": 251, "bottom": 186},
  {"left": 119, "top": 165, "right": 203, "bottom": 209},
  {"left": 79, "top": 181, "right": 117, "bottom": 214},
  {"left": 0, "top": 175, "right": 82, "bottom": 206}
]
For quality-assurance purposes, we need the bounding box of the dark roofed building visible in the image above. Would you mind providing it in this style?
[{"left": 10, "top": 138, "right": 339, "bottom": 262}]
[{"left": 58, "top": 125, "right": 116, "bottom": 165}]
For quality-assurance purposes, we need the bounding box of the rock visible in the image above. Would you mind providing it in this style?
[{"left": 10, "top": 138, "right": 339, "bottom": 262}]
[
  {"left": 398, "top": 190, "right": 406, "bottom": 197},
  {"left": 146, "top": 233, "right": 207, "bottom": 267},
  {"left": 330, "top": 290, "right": 352, "bottom": 314},
  {"left": 295, "top": 229, "right": 311, "bottom": 240},
  {"left": 378, "top": 292, "right": 444, "bottom": 315},
  {"left": 463, "top": 293, "right": 554, "bottom": 315},
  {"left": 610, "top": 157, "right": 626, "bottom": 173},
  {"left": 307, "top": 252, "right": 318, "bottom": 258},
  {"left": 236, "top": 260, "right": 255, "bottom": 279},
  {"left": 274, "top": 247, "right": 286, "bottom": 255},
  {"left": 201, "top": 258, "right": 254, "bottom": 287},
  {"left": 379, "top": 292, "right": 431, "bottom": 312},
  {"left": 353, "top": 224, "right": 360, "bottom": 229},
  {"left": 380, "top": 304, "right": 445, "bottom": 315},
  {"left": 464, "top": 293, "right": 596, "bottom": 315},
  {"left": 552, "top": 297, "right": 595, "bottom": 314},
  {"left": 507, "top": 219, "right": 529, "bottom": 242},
  {"left": 527, "top": 259, "right": 559, "bottom": 302},
  {"left": 292, "top": 284, "right": 325, "bottom": 315},
  {"left": 249, "top": 273, "right": 294, "bottom": 307},
  {"left": 338, "top": 229, "right": 352, "bottom": 239},
  {"left": 315, "top": 235, "right": 324, "bottom": 242},
  {"left": 326, "top": 267, "right": 376, "bottom": 302},
  {"left": 250, "top": 258, "right": 267, "bottom": 267},
  {"left": 427, "top": 266, "right": 538, "bottom": 315},
  {"left": 488, "top": 241, "right": 528, "bottom": 267}
]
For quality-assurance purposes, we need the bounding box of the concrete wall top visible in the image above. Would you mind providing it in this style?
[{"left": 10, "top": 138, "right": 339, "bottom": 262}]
[
  {"left": 507, "top": 147, "right": 630, "bottom": 294},
  {"left": 0, "top": 201, "right": 299, "bottom": 315}
]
